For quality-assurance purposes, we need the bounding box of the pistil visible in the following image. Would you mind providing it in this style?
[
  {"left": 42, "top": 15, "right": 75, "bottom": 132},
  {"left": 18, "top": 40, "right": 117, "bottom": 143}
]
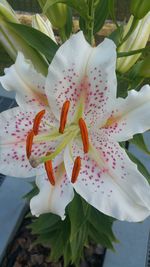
[
  {"left": 59, "top": 100, "right": 70, "bottom": 134},
  {"left": 26, "top": 130, "right": 34, "bottom": 159},
  {"left": 31, "top": 129, "right": 79, "bottom": 166},
  {"left": 71, "top": 156, "right": 81, "bottom": 183},
  {"left": 79, "top": 118, "right": 89, "bottom": 153},
  {"left": 33, "top": 109, "right": 45, "bottom": 135}
]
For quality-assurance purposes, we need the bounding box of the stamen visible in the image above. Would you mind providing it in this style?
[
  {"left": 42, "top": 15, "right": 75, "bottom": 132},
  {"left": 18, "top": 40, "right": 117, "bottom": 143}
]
[
  {"left": 59, "top": 100, "right": 70, "bottom": 134},
  {"left": 44, "top": 153, "right": 55, "bottom": 186},
  {"left": 33, "top": 109, "right": 45, "bottom": 135},
  {"left": 71, "top": 156, "right": 81, "bottom": 183},
  {"left": 78, "top": 118, "right": 89, "bottom": 153},
  {"left": 26, "top": 130, "right": 34, "bottom": 159}
]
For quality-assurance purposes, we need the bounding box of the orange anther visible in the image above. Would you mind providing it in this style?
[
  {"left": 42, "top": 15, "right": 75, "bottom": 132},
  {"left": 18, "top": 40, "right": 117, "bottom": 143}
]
[
  {"left": 44, "top": 153, "right": 55, "bottom": 186},
  {"left": 71, "top": 156, "right": 81, "bottom": 184},
  {"left": 33, "top": 109, "right": 45, "bottom": 135},
  {"left": 59, "top": 100, "right": 70, "bottom": 134},
  {"left": 26, "top": 130, "right": 34, "bottom": 159},
  {"left": 78, "top": 118, "right": 89, "bottom": 153}
]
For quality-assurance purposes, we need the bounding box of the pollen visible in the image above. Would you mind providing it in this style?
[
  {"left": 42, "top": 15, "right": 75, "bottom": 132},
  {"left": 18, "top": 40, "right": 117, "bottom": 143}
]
[
  {"left": 71, "top": 156, "right": 81, "bottom": 183},
  {"left": 59, "top": 100, "right": 70, "bottom": 134},
  {"left": 44, "top": 153, "right": 55, "bottom": 186},
  {"left": 78, "top": 118, "right": 89, "bottom": 153},
  {"left": 33, "top": 109, "right": 45, "bottom": 135},
  {"left": 26, "top": 130, "right": 34, "bottom": 159}
]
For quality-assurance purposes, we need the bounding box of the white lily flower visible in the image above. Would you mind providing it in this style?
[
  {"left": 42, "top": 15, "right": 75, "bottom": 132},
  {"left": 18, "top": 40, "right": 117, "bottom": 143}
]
[
  {"left": 32, "top": 14, "right": 57, "bottom": 43},
  {"left": 0, "top": 32, "right": 150, "bottom": 222}
]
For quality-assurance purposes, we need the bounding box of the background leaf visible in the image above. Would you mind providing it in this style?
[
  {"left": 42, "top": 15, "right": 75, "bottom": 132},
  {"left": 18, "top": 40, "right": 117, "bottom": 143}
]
[
  {"left": 43, "top": 0, "right": 89, "bottom": 20},
  {"left": 9, "top": 22, "right": 58, "bottom": 62},
  {"left": 94, "top": 0, "right": 109, "bottom": 34}
]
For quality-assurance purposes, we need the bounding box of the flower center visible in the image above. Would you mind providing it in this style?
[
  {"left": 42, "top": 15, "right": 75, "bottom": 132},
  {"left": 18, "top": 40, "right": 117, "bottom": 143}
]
[{"left": 26, "top": 100, "right": 90, "bottom": 185}]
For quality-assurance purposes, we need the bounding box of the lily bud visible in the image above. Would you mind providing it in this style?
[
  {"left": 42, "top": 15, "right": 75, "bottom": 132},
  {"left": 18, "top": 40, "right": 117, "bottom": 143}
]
[
  {"left": 0, "top": 1, "right": 48, "bottom": 75},
  {"left": 0, "top": 2, "right": 19, "bottom": 60},
  {"left": 130, "top": 0, "right": 150, "bottom": 19},
  {"left": 32, "top": 14, "right": 57, "bottom": 43},
  {"left": 117, "top": 12, "right": 150, "bottom": 73},
  {"left": 38, "top": 0, "right": 68, "bottom": 29}
]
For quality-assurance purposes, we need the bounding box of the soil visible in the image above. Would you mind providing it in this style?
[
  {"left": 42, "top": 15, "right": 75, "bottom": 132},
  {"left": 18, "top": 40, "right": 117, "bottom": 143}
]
[{"left": 1, "top": 216, "right": 105, "bottom": 267}]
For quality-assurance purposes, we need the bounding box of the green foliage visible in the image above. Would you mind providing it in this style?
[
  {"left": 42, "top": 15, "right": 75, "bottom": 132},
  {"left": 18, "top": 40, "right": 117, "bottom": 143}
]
[
  {"left": 43, "top": 0, "right": 89, "bottom": 20},
  {"left": 28, "top": 192, "right": 117, "bottom": 267},
  {"left": 94, "top": 0, "right": 109, "bottom": 34},
  {"left": 108, "top": 0, "right": 119, "bottom": 28},
  {"left": 130, "top": 0, "right": 150, "bottom": 19},
  {"left": 9, "top": 23, "right": 58, "bottom": 62}
]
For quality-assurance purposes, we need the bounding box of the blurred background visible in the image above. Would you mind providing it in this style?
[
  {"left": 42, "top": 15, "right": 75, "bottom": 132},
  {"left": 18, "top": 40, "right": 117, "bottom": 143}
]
[{"left": 0, "top": 0, "right": 130, "bottom": 75}]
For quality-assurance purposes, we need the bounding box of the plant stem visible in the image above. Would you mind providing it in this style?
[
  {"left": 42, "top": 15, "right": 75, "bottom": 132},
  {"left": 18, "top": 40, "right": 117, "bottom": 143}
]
[{"left": 59, "top": 27, "right": 67, "bottom": 43}]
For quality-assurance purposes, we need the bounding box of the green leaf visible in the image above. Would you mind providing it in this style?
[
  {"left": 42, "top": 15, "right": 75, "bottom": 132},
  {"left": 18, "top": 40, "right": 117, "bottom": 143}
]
[
  {"left": 88, "top": 208, "right": 116, "bottom": 242},
  {"left": 94, "top": 0, "right": 109, "bottom": 34},
  {"left": 29, "top": 213, "right": 60, "bottom": 234},
  {"left": 117, "top": 46, "right": 150, "bottom": 58},
  {"left": 43, "top": 0, "right": 89, "bottom": 20},
  {"left": 109, "top": 25, "right": 123, "bottom": 46},
  {"left": 88, "top": 223, "right": 115, "bottom": 250},
  {"left": 49, "top": 218, "right": 70, "bottom": 261},
  {"left": 127, "top": 151, "right": 150, "bottom": 183},
  {"left": 67, "top": 193, "right": 90, "bottom": 241},
  {"left": 9, "top": 22, "right": 58, "bottom": 62},
  {"left": 64, "top": 7, "right": 72, "bottom": 38},
  {"left": 70, "top": 223, "right": 88, "bottom": 264},
  {"left": 130, "top": 134, "right": 150, "bottom": 155},
  {"left": 63, "top": 242, "right": 72, "bottom": 267},
  {"left": 108, "top": 0, "right": 119, "bottom": 28}
]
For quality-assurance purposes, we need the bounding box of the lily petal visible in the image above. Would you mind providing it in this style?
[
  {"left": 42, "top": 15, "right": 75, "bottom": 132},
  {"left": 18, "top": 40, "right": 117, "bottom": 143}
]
[
  {"left": 46, "top": 32, "right": 116, "bottom": 125},
  {"left": 84, "top": 38, "right": 117, "bottom": 126},
  {"left": 64, "top": 136, "right": 150, "bottom": 222},
  {"left": 0, "top": 107, "right": 60, "bottom": 177},
  {"left": 30, "top": 164, "right": 74, "bottom": 219},
  {"left": 45, "top": 31, "right": 92, "bottom": 120},
  {"left": 102, "top": 85, "right": 150, "bottom": 141},
  {"left": 0, "top": 52, "right": 48, "bottom": 110}
]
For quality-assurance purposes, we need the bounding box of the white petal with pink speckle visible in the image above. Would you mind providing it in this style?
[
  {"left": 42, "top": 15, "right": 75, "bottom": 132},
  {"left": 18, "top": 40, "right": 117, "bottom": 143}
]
[
  {"left": 0, "top": 52, "right": 47, "bottom": 111},
  {"left": 64, "top": 135, "right": 150, "bottom": 222},
  {"left": 30, "top": 164, "right": 74, "bottom": 219},
  {"left": 0, "top": 107, "right": 61, "bottom": 177}
]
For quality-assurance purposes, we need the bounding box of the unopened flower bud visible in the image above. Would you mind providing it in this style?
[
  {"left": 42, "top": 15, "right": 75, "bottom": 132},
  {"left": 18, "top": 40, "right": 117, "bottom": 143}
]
[
  {"left": 117, "top": 12, "right": 150, "bottom": 73},
  {"left": 32, "top": 14, "right": 57, "bottom": 43},
  {"left": 0, "top": 0, "right": 48, "bottom": 75},
  {"left": 38, "top": 0, "right": 68, "bottom": 29}
]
